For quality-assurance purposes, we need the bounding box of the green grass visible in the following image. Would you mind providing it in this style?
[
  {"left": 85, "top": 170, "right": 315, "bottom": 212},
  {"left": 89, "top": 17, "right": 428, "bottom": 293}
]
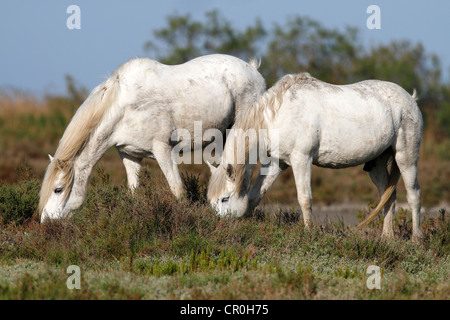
[{"left": 0, "top": 165, "right": 448, "bottom": 299}]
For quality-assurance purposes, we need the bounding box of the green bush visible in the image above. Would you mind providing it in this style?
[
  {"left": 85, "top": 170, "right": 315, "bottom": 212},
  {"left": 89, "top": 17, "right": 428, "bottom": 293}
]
[{"left": 0, "top": 164, "right": 40, "bottom": 225}]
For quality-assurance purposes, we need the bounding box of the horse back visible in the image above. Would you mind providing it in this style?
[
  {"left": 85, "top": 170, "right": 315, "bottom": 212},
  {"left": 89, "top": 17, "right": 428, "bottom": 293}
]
[{"left": 277, "top": 79, "right": 421, "bottom": 167}]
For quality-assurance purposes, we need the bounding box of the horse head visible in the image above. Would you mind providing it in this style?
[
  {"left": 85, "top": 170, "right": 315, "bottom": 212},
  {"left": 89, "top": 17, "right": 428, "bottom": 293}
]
[
  {"left": 39, "top": 155, "right": 85, "bottom": 222},
  {"left": 206, "top": 160, "right": 251, "bottom": 217}
]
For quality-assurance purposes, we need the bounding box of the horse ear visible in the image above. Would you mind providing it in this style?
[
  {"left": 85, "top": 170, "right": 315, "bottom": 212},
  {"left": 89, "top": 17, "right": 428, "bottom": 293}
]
[
  {"left": 226, "top": 164, "right": 235, "bottom": 179},
  {"left": 48, "top": 154, "right": 54, "bottom": 162},
  {"left": 206, "top": 160, "right": 217, "bottom": 174}
]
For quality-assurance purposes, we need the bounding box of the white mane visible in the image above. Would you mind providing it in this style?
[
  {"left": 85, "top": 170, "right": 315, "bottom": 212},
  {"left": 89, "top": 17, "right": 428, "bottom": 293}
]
[{"left": 39, "top": 73, "right": 120, "bottom": 215}]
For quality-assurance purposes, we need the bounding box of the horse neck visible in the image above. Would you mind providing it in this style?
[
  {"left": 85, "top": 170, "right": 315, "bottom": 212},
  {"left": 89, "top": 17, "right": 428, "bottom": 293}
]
[
  {"left": 71, "top": 119, "right": 116, "bottom": 195},
  {"left": 226, "top": 104, "right": 269, "bottom": 165},
  {"left": 221, "top": 126, "right": 262, "bottom": 195}
]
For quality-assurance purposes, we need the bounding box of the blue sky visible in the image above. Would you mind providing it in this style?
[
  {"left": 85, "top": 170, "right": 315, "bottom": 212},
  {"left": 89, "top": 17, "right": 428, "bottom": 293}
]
[{"left": 1, "top": 0, "right": 449, "bottom": 96}]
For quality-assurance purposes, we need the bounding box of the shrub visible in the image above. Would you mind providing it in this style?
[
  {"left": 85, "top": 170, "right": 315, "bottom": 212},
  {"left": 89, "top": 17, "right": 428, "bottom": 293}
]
[{"left": 0, "top": 164, "right": 40, "bottom": 226}]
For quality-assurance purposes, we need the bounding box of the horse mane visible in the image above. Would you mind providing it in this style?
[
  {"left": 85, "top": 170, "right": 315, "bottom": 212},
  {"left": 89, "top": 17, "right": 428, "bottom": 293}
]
[
  {"left": 234, "top": 72, "right": 314, "bottom": 132},
  {"left": 39, "top": 71, "right": 120, "bottom": 215},
  {"left": 207, "top": 72, "right": 314, "bottom": 199}
]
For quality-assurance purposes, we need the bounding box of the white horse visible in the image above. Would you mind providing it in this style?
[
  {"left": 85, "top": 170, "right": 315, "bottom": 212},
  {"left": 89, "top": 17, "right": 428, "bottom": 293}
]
[
  {"left": 39, "top": 54, "right": 266, "bottom": 221},
  {"left": 207, "top": 73, "right": 423, "bottom": 241}
]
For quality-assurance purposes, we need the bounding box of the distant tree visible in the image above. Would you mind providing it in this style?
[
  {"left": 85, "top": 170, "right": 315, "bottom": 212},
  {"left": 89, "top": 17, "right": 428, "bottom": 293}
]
[
  {"left": 263, "top": 16, "right": 361, "bottom": 85},
  {"left": 353, "top": 41, "right": 442, "bottom": 101},
  {"left": 144, "top": 10, "right": 266, "bottom": 65},
  {"left": 144, "top": 13, "right": 203, "bottom": 64},
  {"left": 144, "top": 10, "right": 449, "bottom": 141}
]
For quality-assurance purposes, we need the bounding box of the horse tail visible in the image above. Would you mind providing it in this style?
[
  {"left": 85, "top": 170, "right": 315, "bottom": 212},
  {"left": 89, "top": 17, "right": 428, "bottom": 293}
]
[{"left": 357, "top": 158, "right": 401, "bottom": 228}]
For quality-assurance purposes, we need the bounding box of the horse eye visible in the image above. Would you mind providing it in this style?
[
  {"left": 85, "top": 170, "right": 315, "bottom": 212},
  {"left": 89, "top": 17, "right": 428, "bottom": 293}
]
[
  {"left": 221, "top": 196, "right": 230, "bottom": 203},
  {"left": 54, "top": 187, "right": 64, "bottom": 194}
]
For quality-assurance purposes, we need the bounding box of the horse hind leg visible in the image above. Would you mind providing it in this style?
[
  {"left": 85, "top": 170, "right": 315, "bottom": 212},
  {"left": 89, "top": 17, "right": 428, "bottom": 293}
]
[
  {"left": 368, "top": 150, "right": 397, "bottom": 238},
  {"left": 291, "top": 155, "right": 313, "bottom": 228},
  {"left": 394, "top": 147, "right": 422, "bottom": 242},
  {"left": 152, "top": 141, "right": 184, "bottom": 198}
]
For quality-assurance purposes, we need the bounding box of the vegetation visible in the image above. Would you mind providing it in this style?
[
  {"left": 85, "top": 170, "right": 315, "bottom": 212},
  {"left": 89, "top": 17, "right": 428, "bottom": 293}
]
[
  {"left": 0, "top": 166, "right": 448, "bottom": 299},
  {"left": 0, "top": 11, "right": 448, "bottom": 299}
]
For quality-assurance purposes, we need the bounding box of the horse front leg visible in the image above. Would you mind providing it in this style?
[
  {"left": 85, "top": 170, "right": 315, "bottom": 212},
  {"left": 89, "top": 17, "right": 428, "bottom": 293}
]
[
  {"left": 248, "top": 161, "right": 288, "bottom": 213},
  {"left": 291, "top": 155, "right": 313, "bottom": 228},
  {"left": 118, "top": 151, "right": 142, "bottom": 190}
]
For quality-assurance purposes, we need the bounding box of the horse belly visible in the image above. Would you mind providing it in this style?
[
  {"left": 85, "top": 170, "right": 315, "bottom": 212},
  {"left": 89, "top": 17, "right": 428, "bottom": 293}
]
[
  {"left": 171, "top": 87, "right": 235, "bottom": 141},
  {"left": 315, "top": 117, "right": 395, "bottom": 168}
]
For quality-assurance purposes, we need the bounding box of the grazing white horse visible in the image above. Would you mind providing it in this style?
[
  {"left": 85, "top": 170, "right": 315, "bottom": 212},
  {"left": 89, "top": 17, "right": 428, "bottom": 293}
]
[
  {"left": 39, "top": 54, "right": 266, "bottom": 221},
  {"left": 207, "top": 72, "right": 423, "bottom": 241}
]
